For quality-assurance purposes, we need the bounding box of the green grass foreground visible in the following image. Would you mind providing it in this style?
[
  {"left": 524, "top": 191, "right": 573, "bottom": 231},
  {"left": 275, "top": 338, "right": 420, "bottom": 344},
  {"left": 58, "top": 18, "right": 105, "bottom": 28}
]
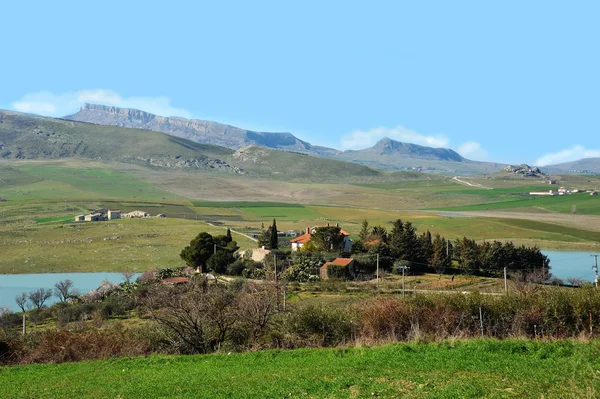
[{"left": 2, "top": 340, "right": 599, "bottom": 398}]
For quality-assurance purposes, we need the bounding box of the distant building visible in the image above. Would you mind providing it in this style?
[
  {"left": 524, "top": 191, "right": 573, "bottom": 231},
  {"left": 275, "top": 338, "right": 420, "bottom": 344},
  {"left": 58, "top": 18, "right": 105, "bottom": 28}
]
[
  {"left": 107, "top": 210, "right": 121, "bottom": 220},
  {"left": 558, "top": 187, "right": 570, "bottom": 195},
  {"left": 591, "top": 191, "right": 598, "bottom": 196},
  {"left": 85, "top": 212, "right": 103, "bottom": 222},
  {"left": 251, "top": 246, "right": 272, "bottom": 262},
  {"left": 529, "top": 190, "right": 557, "bottom": 196},
  {"left": 74, "top": 215, "right": 85, "bottom": 222},
  {"left": 122, "top": 210, "right": 151, "bottom": 218},
  {"left": 290, "top": 223, "right": 352, "bottom": 252},
  {"left": 548, "top": 180, "right": 557, "bottom": 185}
]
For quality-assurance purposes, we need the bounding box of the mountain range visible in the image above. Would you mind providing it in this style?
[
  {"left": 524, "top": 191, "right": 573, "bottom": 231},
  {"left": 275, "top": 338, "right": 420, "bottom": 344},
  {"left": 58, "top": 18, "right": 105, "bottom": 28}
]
[
  {"left": 64, "top": 104, "right": 505, "bottom": 175},
  {"left": 2, "top": 104, "right": 598, "bottom": 176}
]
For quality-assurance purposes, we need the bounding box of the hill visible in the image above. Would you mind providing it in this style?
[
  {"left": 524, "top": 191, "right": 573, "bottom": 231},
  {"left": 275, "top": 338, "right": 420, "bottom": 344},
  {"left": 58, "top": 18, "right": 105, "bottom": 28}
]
[
  {"left": 229, "top": 145, "right": 382, "bottom": 181},
  {"left": 333, "top": 137, "right": 506, "bottom": 175},
  {"left": 0, "top": 110, "right": 240, "bottom": 172},
  {"left": 0, "top": 110, "right": 388, "bottom": 182},
  {"left": 65, "top": 103, "right": 340, "bottom": 156},
  {"left": 544, "top": 158, "right": 600, "bottom": 174}
]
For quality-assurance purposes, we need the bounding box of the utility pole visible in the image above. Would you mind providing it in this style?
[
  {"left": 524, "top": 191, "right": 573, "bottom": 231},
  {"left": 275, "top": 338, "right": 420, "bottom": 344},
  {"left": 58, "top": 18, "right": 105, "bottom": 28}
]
[
  {"left": 504, "top": 267, "right": 508, "bottom": 293},
  {"left": 282, "top": 285, "right": 286, "bottom": 312},
  {"left": 402, "top": 266, "right": 406, "bottom": 299},
  {"left": 592, "top": 254, "right": 599, "bottom": 288},
  {"left": 22, "top": 314, "right": 26, "bottom": 335},
  {"left": 214, "top": 244, "right": 217, "bottom": 255},
  {"left": 274, "top": 254, "right": 279, "bottom": 311},
  {"left": 376, "top": 253, "right": 380, "bottom": 289}
]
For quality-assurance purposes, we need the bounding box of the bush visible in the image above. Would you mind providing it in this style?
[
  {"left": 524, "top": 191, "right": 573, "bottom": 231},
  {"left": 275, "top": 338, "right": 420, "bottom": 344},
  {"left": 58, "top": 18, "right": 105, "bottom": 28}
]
[{"left": 286, "top": 305, "right": 354, "bottom": 347}]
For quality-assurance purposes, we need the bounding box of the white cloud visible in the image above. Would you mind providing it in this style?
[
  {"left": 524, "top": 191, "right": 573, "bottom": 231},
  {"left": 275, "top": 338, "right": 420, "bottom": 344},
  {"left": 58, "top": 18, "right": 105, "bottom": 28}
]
[
  {"left": 535, "top": 145, "right": 600, "bottom": 166},
  {"left": 11, "top": 89, "right": 191, "bottom": 118},
  {"left": 340, "top": 125, "right": 449, "bottom": 150},
  {"left": 457, "top": 141, "right": 488, "bottom": 160}
]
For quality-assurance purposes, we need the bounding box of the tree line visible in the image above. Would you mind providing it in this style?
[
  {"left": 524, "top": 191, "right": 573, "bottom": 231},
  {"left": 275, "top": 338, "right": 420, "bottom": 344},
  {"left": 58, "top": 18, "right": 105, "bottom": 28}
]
[{"left": 349, "top": 219, "right": 549, "bottom": 277}]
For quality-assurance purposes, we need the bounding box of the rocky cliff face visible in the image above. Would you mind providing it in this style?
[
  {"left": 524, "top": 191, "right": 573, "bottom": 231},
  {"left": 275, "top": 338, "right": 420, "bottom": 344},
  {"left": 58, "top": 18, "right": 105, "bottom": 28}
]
[{"left": 65, "top": 104, "right": 339, "bottom": 156}]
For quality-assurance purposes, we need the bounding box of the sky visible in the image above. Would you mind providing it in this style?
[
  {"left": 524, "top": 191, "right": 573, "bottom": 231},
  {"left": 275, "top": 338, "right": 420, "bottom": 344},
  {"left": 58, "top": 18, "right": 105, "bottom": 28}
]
[{"left": 1, "top": 1, "right": 599, "bottom": 166}]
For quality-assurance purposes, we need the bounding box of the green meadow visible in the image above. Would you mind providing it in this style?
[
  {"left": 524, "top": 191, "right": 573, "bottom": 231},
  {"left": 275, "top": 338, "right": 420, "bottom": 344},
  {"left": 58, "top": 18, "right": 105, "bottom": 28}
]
[
  {"left": 1, "top": 160, "right": 600, "bottom": 274},
  {"left": 1, "top": 340, "right": 598, "bottom": 398}
]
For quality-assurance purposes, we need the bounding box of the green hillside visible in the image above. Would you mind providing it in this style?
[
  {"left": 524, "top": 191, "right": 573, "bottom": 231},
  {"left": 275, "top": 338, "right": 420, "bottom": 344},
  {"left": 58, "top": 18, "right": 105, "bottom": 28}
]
[
  {"left": 0, "top": 110, "right": 236, "bottom": 170},
  {"left": 1, "top": 340, "right": 598, "bottom": 398},
  {"left": 229, "top": 145, "right": 382, "bottom": 181}
]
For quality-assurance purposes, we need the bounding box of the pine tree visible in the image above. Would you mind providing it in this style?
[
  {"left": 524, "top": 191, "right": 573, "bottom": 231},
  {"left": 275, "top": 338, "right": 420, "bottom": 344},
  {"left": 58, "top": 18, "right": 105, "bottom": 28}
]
[
  {"left": 389, "top": 219, "right": 404, "bottom": 259},
  {"left": 226, "top": 228, "right": 232, "bottom": 243},
  {"left": 270, "top": 218, "right": 279, "bottom": 249},
  {"left": 358, "top": 219, "right": 370, "bottom": 242}
]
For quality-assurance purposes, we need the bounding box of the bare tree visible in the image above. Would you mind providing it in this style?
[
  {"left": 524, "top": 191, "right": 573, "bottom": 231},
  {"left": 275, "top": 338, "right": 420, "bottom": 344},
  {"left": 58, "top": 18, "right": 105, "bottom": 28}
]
[
  {"left": 144, "top": 283, "right": 239, "bottom": 354},
  {"left": 28, "top": 288, "right": 53, "bottom": 309},
  {"left": 567, "top": 277, "right": 586, "bottom": 288},
  {"left": 54, "top": 279, "right": 76, "bottom": 302},
  {"left": 235, "top": 283, "right": 276, "bottom": 341},
  {"left": 122, "top": 271, "right": 136, "bottom": 284},
  {"left": 15, "top": 292, "right": 29, "bottom": 312}
]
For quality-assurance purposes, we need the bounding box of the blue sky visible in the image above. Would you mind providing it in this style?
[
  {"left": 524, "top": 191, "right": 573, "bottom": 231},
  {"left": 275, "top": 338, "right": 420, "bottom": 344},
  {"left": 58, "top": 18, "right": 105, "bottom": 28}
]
[{"left": 1, "top": 1, "right": 598, "bottom": 166}]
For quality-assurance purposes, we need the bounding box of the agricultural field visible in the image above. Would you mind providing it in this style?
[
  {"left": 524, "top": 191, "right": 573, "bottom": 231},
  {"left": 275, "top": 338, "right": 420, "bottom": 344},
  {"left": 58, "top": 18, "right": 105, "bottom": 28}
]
[
  {"left": 0, "top": 217, "right": 255, "bottom": 274},
  {"left": 2, "top": 340, "right": 599, "bottom": 398},
  {"left": 2, "top": 160, "right": 600, "bottom": 275}
]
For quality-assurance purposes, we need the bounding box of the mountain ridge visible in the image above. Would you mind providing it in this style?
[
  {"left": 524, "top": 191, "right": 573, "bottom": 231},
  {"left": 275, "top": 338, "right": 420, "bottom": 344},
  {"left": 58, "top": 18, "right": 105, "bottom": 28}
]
[{"left": 65, "top": 104, "right": 340, "bottom": 157}]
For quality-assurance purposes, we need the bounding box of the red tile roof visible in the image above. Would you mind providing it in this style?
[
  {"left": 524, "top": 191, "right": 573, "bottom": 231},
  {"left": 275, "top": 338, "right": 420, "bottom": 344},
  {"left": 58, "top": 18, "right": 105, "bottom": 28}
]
[
  {"left": 290, "top": 233, "right": 311, "bottom": 244},
  {"left": 312, "top": 225, "right": 350, "bottom": 236},
  {"left": 321, "top": 258, "right": 354, "bottom": 269}
]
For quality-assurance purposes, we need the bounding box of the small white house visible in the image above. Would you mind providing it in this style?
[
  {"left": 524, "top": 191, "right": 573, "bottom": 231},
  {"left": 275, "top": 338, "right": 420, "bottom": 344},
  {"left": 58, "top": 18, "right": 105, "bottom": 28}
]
[{"left": 529, "top": 190, "right": 557, "bottom": 196}]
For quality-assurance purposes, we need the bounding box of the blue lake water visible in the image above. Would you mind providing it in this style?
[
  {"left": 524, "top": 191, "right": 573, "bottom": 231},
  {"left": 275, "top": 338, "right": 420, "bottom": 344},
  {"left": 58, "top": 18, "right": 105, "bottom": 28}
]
[
  {"left": 542, "top": 251, "right": 597, "bottom": 283},
  {"left": 0, "top": 273, "right": 137, "bottom": 312}
]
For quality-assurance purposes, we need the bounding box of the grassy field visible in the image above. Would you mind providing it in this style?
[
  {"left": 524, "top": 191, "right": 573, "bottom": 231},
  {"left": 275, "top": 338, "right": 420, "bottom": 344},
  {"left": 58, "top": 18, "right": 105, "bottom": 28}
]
[
  {"left": 1, "top": 339, "right": 598, "bottom": 398},
  {"left": 0, "top": 164, "right": 175, "bottom": 201},
  {"left": 2, "top": 160, "right": 600, "bottom": 275},
  {"left": 437, "top": 192, "right": 600, "bottom": 214},
  {"left": 0, "top": 217, "right": 256, "bottom": 274}
]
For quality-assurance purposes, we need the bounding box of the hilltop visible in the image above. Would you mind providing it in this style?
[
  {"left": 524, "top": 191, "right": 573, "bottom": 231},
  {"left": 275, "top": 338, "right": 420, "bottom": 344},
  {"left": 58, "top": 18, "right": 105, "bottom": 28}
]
[
  {"left": 66, "top": 104, "right": 339, "bottom": 157},
  {"left": 543, "top": 158, "right": 600, "bottom": 174},
  {"left": 334, "top": 137, "right": 506, "bottom": 175}
]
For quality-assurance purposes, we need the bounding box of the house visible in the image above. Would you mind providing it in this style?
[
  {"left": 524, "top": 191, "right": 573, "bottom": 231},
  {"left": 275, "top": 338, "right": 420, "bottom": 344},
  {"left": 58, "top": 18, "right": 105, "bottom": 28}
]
[
  {"left": 320, "top": 258, "right": 355, "bottom": 280},
  {"left": 74, "top": 215, "right": 85, "bottom": 222},
  {"left": 529, "top": 190, "right": 557, "bottom": 196},
  {"left": 122, "top": 210, "right": 151, "bottom": 218},
  {"left": 85, "top": 212, "right": 104, "bottom": 222},
  {"left": 558, "top": 187, "right": 570, "bottom": 195},
  {"left": 251, "top": 246, "right": 272, "bottom": 262},
  {"left": 107, "top": 210, "right": 121, "bottom": 220},
  {"left": 290, "top": 223, "right": 352, "bottom": 252},
  {"left": 591, "top": 191, "right": 598, "bottom": 196}
]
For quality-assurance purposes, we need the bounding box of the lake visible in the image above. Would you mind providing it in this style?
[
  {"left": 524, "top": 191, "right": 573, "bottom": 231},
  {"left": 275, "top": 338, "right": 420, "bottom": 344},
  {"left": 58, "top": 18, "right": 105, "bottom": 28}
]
[
  {"left": 0, "top": 273, "right": 137, "bottom": 312},
  {"left": 542, "top": 251, "right": 597, "bottom": 283}
]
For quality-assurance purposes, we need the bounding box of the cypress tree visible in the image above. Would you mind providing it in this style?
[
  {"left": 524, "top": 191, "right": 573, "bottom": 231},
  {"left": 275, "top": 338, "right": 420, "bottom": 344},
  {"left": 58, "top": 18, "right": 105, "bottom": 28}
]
[{"left": 270, "top": 218, "right": 279, "bottom": 249}]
